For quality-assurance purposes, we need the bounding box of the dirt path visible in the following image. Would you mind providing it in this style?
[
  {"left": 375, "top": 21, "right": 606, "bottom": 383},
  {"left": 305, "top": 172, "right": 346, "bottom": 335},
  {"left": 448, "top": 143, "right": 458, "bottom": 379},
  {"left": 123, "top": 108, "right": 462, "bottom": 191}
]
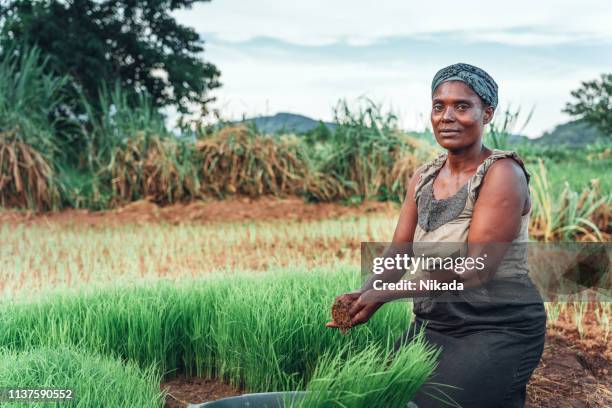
[{"left": 0, "top": 197, "right": 397, "bottom": 227}]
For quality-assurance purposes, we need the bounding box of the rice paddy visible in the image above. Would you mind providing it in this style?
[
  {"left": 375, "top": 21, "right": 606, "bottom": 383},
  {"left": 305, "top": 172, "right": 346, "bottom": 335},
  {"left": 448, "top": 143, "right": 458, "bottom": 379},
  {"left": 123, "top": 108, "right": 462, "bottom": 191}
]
[{"left": 1, "top": 197, "right": 610, "bottom": 406}]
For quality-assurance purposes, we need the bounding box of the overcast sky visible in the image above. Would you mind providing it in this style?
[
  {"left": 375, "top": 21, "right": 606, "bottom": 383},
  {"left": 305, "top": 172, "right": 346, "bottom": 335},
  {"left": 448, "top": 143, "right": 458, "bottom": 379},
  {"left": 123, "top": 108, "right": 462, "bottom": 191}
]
[{"left": 173, "top": 1, "right": 612, "bottom": 137}]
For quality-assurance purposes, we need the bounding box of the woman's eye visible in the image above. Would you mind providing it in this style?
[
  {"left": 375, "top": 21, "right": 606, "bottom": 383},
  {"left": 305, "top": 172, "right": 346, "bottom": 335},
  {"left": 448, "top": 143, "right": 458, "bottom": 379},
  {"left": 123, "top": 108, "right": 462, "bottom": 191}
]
[
  {"left": 433, "top": 105, "right": 443, "bottom": 111},
  {"left": 457, "top": 104, "right": 469, "bottom": 111}
]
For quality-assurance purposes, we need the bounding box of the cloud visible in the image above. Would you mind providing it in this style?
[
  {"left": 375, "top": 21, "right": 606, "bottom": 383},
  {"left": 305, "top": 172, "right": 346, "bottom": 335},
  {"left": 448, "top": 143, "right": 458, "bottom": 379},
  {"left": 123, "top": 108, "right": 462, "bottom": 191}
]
[
  {"left": 174, "top": 0, "right": 612, "bottom": 46},
  {"left": 171, "top": 2, "right": 612, "bottom": 136}
]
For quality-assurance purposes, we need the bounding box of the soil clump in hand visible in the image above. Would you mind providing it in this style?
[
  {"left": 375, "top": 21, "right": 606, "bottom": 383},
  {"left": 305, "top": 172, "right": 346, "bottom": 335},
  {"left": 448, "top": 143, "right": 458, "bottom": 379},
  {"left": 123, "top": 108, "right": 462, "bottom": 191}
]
[{"left": 331, "top": 298, "right": 353, "bottom": 334}]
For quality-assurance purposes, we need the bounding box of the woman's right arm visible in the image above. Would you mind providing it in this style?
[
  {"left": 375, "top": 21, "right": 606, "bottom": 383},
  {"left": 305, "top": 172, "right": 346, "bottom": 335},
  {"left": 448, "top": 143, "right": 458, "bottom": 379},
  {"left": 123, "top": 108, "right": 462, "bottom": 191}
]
[
  {"left": 325, "top": 169, "right": 422, "bottom": 329},
  {"left": 357, "top": 168, "right": 421, "bottom": 293}
]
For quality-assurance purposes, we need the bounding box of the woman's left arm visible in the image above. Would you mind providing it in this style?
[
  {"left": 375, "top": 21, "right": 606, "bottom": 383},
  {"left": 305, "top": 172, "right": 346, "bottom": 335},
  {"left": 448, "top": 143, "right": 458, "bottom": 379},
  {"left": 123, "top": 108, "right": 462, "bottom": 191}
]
[
  {"left": 457, "top": 158, "right": 530, "bottom": 287},
  {"left": 359, "top": 158, "right": 530, "bottom": 302},
  {"left": 469, "top": 158, "right": 529, "bottom": 243}
]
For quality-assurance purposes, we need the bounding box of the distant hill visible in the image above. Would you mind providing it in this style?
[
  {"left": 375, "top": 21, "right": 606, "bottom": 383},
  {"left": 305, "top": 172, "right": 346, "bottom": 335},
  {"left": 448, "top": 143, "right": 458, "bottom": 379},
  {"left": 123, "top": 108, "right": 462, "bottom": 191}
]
[
  {"left": 236, "top": 112, "right": 336, "bottom": 134},
  {"left": 532, "top": 120, "right": 606, "bottom": 146},
  {"left": 237, "top": 113, "right": 607, "bottom": 146}
]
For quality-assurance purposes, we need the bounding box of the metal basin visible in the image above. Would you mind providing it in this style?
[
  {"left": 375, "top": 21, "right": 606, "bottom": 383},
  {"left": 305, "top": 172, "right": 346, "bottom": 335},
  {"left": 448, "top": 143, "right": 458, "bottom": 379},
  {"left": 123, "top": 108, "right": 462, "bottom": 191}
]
[{"left": 188, "top": 391, "right": 307, "bottom": 408}]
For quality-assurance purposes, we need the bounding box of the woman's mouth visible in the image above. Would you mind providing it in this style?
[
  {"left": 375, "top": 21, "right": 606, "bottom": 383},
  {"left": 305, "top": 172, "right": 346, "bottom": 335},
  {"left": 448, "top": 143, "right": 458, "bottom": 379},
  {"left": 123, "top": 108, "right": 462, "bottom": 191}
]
[{"left": 439, "top": 129, "right": 461, "bottom": 136}]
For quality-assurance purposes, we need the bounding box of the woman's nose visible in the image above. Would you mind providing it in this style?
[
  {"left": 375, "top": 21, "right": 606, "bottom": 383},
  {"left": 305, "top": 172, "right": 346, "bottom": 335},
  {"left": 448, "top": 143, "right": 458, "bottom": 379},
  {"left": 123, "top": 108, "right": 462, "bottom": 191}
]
[{"left": 442, "top": 107, "right": 455, "bottom": 122}]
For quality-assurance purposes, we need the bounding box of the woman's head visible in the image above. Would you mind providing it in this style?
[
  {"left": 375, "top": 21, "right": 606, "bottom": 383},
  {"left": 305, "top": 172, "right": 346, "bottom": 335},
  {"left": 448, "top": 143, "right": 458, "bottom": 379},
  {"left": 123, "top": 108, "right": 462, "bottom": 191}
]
[{"left": 430, "top": 63, "right": 498, "bottom": 152}]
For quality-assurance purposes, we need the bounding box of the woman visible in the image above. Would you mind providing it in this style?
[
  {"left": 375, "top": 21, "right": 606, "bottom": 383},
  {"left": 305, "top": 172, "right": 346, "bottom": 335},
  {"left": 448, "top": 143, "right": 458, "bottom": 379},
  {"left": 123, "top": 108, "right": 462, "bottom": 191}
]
[{"left": 327, "top": 63, "right": 546, "bottom": 407}]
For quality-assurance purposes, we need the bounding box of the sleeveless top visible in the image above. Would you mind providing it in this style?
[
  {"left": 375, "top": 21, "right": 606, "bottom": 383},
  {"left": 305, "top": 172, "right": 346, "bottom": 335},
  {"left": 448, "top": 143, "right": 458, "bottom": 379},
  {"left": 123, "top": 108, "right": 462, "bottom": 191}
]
[
  {"left": 410, "top": 149, "right": 545, "bottom": 335},
  {"left": 413, "top": 149, "right": 530, "bottom": 247}
]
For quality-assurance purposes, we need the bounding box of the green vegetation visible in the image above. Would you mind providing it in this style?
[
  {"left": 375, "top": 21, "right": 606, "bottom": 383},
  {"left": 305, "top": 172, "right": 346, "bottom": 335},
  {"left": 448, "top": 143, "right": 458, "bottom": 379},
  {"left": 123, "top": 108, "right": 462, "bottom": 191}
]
[
  {"left": 1, "top": 3, "right": 609, "bottom": 406},
  {"left": 0, "top": 269, "right": 435, "bottom": 406},
  {"left": 0, "top": 48, "right": 609, "bottom": 245},
  {"left": 0, "top": 346, "right": 163, "bottom": 407},
  {"left": 1, "top": 207, "right": 608, "bottom": 406},
  {"left": 309, "top": 99, "right": 435, "bottom": 202},
  {"left": 564, "top": 73, "right": 612, "bottom": 137},
  {"left": 528, "top": 160, "right": 611, "bottom": 241},
  {"left": 533, "top": 120, "right": 605, "bottom": 146},
  {"left": 297, "top": 340, "right": 438, "bottom": 408},
  {"left": 0, "top": 48, "right": 68, "bottom": 210},
  {"left": 0, "top": 0, "right": 220, "bottom": 117}
]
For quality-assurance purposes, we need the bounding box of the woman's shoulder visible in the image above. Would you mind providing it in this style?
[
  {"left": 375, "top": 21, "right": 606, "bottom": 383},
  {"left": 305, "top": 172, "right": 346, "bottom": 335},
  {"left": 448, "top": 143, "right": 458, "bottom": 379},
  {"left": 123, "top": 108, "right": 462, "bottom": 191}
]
[
  {"left": 480, "top": 149, "right": 530, "bottom": 183},
  {"left": 468, "top": 149, "right": 531, "bottom": 202}
]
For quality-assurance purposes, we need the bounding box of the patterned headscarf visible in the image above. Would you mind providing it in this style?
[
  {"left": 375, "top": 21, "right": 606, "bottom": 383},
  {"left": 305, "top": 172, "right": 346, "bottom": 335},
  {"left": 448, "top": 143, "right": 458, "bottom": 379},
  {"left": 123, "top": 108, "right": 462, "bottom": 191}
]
[{"left": 431, "top": 63, "right": 498, "bottom": 109}]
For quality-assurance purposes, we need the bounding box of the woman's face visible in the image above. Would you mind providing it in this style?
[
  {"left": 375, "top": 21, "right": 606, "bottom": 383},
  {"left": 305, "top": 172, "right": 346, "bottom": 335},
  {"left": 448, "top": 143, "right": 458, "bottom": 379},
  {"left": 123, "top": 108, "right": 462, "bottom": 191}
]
[{"left": 431, "top": 81, "right": 494, "bottom": 152}]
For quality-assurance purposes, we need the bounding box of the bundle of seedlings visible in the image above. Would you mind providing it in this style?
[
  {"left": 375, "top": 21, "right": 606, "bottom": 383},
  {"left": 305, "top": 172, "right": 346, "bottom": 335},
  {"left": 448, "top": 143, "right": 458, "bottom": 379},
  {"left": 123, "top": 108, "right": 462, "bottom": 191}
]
[
  {"left": 296, "top": 340, "right": 439, "bottom": 408},
  {"left": 195, "top": 125, "right": 313, "bottom": 197},
  {"left": 0, "top": 346, "right": 162, "bottom": 407}
]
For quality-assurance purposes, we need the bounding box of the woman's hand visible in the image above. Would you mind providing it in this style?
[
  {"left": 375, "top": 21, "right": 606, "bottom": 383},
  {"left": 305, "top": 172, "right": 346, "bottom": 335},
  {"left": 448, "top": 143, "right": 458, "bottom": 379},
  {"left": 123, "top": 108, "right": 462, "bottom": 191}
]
[
  {"left": 325, "top": 290, "right": 384, "bottom": 329},
  {"left": 348, "top": 289, "right": 385, "bottom": 326},
  {"left": 325, "top": 291, "right": 362, "bottom": 329}
]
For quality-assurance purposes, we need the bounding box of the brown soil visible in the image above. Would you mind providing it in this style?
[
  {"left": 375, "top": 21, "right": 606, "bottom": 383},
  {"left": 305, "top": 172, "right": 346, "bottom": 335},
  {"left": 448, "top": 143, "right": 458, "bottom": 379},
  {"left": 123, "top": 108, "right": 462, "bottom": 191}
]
[
  {"left": 526, "top": 333, "right": 611, "bottom": 408},
  {"left": 161, "top": 375, "right": 241, "bottom": 408},
  {"left": 0, "top": 197, "right": 396, "bottom": 227},
  {"left": 331, "top": 297, "right": 353, "bottom": 334},
  {"left": 526, "top": 305, "right": 612, "bottom": 407}
]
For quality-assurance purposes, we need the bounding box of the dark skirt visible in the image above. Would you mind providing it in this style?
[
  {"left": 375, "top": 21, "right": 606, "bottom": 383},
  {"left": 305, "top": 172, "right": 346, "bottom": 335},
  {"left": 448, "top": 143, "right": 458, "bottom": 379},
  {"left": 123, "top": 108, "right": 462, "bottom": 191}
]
[{"left": 397, "top": 278, "right": 547, "bottom": 408}]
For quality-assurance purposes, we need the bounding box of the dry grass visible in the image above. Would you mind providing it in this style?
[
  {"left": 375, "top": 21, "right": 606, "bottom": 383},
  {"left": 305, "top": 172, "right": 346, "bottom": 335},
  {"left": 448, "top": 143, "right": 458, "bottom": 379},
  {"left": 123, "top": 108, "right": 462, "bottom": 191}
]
[
  {"left": 196, "top": 125, "right": 307, "bottom": 196},
  {"left": 110, "top": 132, "right": 200, "bottom": 205},
  {"left": 0, "top": 131, "right": 59, "bottom": 211}
]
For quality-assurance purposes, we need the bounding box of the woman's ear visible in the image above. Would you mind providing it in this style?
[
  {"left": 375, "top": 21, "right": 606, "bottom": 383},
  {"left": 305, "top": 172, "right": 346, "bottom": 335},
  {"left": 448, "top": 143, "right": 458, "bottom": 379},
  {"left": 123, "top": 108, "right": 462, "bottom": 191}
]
[{"left": 483, "top": 106, "right": 494, "bottom": 125}]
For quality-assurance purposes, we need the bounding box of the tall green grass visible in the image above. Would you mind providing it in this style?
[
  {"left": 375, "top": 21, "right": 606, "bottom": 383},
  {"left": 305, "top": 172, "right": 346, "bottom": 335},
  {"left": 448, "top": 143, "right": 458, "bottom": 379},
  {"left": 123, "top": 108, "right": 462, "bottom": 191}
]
[
  {"left": 1, "top": 47, "right": 610, "bottom": 234},
  {"left": 0, "top": 268, "right": 431, "bottom": 403},
  {"left": 311, "top": 99, "right": 432, "bottom": 202},
  {"left": 0, "top": 47, "right": 69, "bottom": 160},
  {"left": 0, "top": 346, "right": 163, "bottom": 407}
]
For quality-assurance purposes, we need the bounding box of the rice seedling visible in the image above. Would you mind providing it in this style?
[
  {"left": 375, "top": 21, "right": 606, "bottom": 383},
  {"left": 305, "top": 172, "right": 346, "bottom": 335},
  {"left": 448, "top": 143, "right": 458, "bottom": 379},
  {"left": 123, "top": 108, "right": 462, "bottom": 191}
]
[
  {"left": 545, "top": 302, "right": 561, "bottom": 327},
  {"left": 594, "top": 301, "right": 611, "bottom": 343},
  {"left": 295, "top": 337, "right": 439, "bottom": 408},
  {"left": 0, "top": 346, "right": 163, "bottom": 407},
  {"left": 572, "top": 297, "right": 589, "bottom": 339},
  {"left": 0, "top": 268, "right": 432, "bottom": 398},
  {"left": 0, "top": 213, "right": 402, "bottom": 299}
]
